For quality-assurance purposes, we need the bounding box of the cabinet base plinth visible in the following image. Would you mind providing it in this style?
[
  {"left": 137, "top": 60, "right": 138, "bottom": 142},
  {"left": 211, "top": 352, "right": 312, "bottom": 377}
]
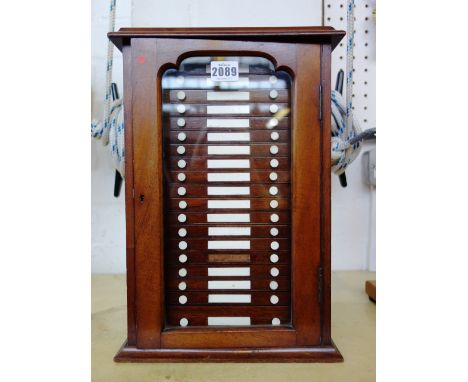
[{"left": 114, "top": 340, "right": 343, "bottom": 363}]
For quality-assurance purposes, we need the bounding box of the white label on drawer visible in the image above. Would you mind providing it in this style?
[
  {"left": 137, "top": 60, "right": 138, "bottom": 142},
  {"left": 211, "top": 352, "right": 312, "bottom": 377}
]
[
  {"left": 207, "top": 105, "right": 250, "bottom": 114},
  {"left": 207, "top": 91, "right": 250, "bottom": 101},
  {"left": 208, "top": 240, "right": 250, "bottom": 250},
  {"left": 208, "top": 146, "right": 250, "bottom": 155},
  {"left": 208, "top": 172, "right": 250, "bottom": 182},
  {"left": 208, "top": 267, "right": 250, "bottom": 276},
  {"left": 208, "top": 281, "right": 251, "bottom": 290},
  {"left": 207, "top": 119, "right": 250, "bottom": 128},
  {"left": 208, "top": 227, "right": 251, "bottom": 236},
  {"left": 207, "top": 159, "right": 250, "bottom": 168},
  {"left": 210, "top": 61, "right": 239, "bottom": 82},
  {"left": 207, "top": 133, "right": 250, "bottom": 141},
  {"left": 208, "top": 200, "right": 250, "bottom": 209},
  {"left": 208, "top": 294, "right": 251, "bottom": 303},
  {"left": 208, "top": 317, "right": 251, "bottom": 326},
  {"left": 207, "top": 214, "right": 250, "bottom": 222},
  {"left": 208, "top": 187, "right": 250, "bottom": 196}
]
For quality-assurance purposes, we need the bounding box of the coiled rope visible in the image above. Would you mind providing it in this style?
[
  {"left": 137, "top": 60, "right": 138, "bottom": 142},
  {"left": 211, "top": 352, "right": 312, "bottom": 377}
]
[
  {"left": 330, "top": 0, "right": 375, "bottom": 176},
  {"left": 91, "top": 0, "right": 125, "bottom": 177}
]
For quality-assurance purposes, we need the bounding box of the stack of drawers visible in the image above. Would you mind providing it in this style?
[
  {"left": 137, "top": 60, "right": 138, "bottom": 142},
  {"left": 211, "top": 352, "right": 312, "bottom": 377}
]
[{"left": 162, "top": 58, "right": 292, "bottom": 328}]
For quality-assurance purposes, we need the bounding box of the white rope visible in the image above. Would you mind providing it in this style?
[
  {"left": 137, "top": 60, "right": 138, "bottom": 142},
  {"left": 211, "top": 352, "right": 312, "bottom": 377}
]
[
  {"left": 91, "top": 0, "right": 125, "bottom": 177},
  {"left": 330, "top": 0, "right": 363, "bottom": 176}
]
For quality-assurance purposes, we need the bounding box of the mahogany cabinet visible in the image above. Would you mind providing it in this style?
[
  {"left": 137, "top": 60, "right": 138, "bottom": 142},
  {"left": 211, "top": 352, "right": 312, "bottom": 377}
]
[{"left": 108, "top": 27, "right": 345, "bottom": 362}]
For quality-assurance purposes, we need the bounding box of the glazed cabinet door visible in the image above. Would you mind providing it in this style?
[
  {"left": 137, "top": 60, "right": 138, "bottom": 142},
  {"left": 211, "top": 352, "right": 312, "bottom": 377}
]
[{"left": 128, "top": 38, "right": 323, "bottom": 349}]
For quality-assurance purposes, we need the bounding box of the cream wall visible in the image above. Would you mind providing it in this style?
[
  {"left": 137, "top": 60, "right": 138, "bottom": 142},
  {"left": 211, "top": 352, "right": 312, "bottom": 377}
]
[
  {"left": 91, "top": 0, "right": 130, "bottom": 273},
  {"left": 91, "top": 0, "right": 376, "bottom": 273}
]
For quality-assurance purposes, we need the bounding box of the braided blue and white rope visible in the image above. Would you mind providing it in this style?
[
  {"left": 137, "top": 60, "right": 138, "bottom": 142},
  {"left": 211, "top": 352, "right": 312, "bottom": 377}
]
[
  {"left": 91, "top": 0, "right": 125, "bottom": 177},
  {"left": 331, "top": 0, "right": 362, "bottom": 176}
]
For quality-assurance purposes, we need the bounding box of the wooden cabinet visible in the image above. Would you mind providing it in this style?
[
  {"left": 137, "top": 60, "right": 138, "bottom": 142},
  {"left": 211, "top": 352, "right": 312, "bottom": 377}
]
[{"left": 109, "top": 27, "right": 345, "bottom": 362}]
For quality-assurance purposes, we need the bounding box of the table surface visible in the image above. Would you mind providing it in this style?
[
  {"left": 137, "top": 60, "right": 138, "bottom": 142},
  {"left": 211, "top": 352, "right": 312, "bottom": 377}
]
[{"left": 92, "top": 271, "right": 376, "bottom": 382}]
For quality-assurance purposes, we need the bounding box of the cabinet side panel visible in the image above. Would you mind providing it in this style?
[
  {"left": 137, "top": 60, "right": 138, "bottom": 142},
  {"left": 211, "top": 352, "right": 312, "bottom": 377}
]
[
  {"left": 291, "top": 44, "right": 322, "bottom": 346},
  {"left": 123, "top": 45, "right": 136, "bottom": 345},
  {"left": 320, "top": 44, "right": 332, "bottom": 345}
]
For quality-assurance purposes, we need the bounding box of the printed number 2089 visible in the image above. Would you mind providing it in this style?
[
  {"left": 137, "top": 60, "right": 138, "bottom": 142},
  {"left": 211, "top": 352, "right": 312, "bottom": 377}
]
[{"left": 211, "top": 66, "right": 237, "bottom": 77}]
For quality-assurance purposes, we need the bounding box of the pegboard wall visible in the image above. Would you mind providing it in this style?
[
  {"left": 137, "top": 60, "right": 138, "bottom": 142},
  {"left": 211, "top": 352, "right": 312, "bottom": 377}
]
[{"left": 324, "top": 0, "right": 376, "bottom": 130}]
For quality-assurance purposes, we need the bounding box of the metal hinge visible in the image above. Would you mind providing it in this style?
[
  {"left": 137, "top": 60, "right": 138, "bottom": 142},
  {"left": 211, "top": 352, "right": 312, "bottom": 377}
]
[
  {"left": 318, "top": 266, "right": 324, "bottom": 304},
  {"left": 319, "top": 85, "right": 323, "bottom": 121}
]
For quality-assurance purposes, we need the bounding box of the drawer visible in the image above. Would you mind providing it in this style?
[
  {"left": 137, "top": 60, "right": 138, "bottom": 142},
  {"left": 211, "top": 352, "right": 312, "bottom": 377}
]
[
  {"left": 168, "top": 157, "right": 290, "bottom": 171},
  {"left": 168, "top": 211, "right": 290, "bottom": 225},
  {"left": 166, "top": 171, "right": 291, "bottom": 184},
  {"left": 167, "top": 264, "right": 289, "bottom": 279},
  {"left": 166, "top": 116, "right": 290, "bottom": 130},
  {"left": 167, "top": 224, "right": 290, "bottom": 238},
  {"left": 165, "top": 89, "right": 290, "bottom": 103},
  {"left": 165, "top": 251, "right": 290, "bottom": 265},
  {"left": 165, "top": 306, "right": 291, "bottom": 327},
  {"left": 166, "top": 184, "right": 290, "bottom": 198},
  {"left": 168, "top": 143, "right": 289, "bottom": 157},
  {"left": 168, "top": 238, "right": 290, "bottom": 252},
  {"left": 168, "top": 197, "right": 289, "bottom": 211},
  {"left": 166, "top": 129, "right": 289, "bottom": 144},
  {"left": 166, "top": 291, "right": 290, "bottom": 306},
  {"left": 167, "top": 277, "right": 290, "bottom": 291},
  {"left": 163, "top": 103, "right": 290, "bottom": 117}
]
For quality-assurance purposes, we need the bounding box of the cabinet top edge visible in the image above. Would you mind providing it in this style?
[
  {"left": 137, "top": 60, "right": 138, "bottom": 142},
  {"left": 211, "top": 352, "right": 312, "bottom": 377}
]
[{"left": 108, "top": 27, "right": 346, "bottom": 52}]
